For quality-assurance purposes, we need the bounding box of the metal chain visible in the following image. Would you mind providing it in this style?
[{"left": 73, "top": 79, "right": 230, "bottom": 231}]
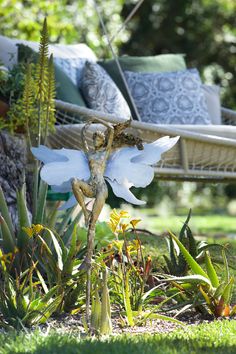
[
  {"left": 93, "top": 0, "right": 145, "bottom": 121},
  {"left": 110, "top": 0, "right": 145, "bottom": 44}
]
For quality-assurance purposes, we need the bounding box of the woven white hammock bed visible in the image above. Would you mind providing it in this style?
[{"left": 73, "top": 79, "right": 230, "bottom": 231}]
[{"left": 47, "top": 100, "right": 236, "bottom": 182}]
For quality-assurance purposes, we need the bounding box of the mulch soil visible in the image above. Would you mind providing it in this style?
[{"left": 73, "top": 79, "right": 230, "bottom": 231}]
[{"left": 43, "top": 310, "right": 216, "bottom": 336}]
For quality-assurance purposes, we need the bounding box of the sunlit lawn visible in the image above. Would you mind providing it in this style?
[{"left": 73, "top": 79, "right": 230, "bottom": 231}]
[
  {"left": 127, "top": 210, "right": 236, "bottom": 264},
  {"left": 138, "top": 210, "right": 236, "bottom": 236},
  {"left": 1, "top": 320, "right": 236, "bottom": 354}
]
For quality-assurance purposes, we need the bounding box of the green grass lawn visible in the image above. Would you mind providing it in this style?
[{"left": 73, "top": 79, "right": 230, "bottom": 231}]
[
  {"left": 138, "top": 210, "right": 236, "bottom": 236},
  {"left": 133, "top": 212, "right": 236, "bottom": 260},
  {"left": 1, "top": 320, "right": 236, "bottom": 354}
]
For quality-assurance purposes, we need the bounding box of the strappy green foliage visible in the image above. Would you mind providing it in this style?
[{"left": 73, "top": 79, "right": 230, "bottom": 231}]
[
  {"left": 91, "top": 266, "right": 112, "bottom": 335},
  {"left": 0, "top": 183, "right": 87, "bottom": 324},
  {"left": 163, "top": 209, "right": 196, "bottom": 276},
  {"left": 164, "top": 232, "right": 236, "bottom": 317},
  {"left": 0, "top": 264, "right": 61, "bottom": 329}
]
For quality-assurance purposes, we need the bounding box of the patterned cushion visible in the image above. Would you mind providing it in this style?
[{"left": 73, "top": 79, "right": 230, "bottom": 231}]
[
  {"left": 81, "top": 62, "right": 131, "bottom": 119},
  {"left": 124, "top": 69, "right": 211, "bottom": 125},
  {"left": 99, "top": 54, "right": 187, "bottom": 119}
]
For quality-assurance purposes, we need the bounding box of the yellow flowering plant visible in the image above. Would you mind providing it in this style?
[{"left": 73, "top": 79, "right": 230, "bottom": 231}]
[
  {"left": 106, "top": 209, "right": 157, "bottom": 325},
  {"left": 22, "top": 224, "right": 44, "bottom": 238}
]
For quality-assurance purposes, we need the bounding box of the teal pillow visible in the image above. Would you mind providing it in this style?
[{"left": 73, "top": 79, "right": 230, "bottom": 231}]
[
  {"left": 17, "top": 44, "right": 86, "bottom": 112},
  {"left": 98, "top": 54, "right": 186, "bottom": 119},
  {"left": 54, "top": 65, "right": 86, "bottom": 108}
]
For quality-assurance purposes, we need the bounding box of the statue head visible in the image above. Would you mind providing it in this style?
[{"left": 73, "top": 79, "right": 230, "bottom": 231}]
[{"left": 93, "top": 131, "right": 106, "bottom": 149}]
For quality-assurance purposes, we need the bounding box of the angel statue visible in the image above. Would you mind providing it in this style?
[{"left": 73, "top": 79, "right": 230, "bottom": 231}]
[{"left": 31, "top": 117, "right": 179, "bottom": 326}]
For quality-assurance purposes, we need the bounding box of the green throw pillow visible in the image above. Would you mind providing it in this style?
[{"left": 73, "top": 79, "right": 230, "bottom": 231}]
[
  {"left": 98, "top": 54, "right": 186, "bottom": 119},
  {"left": 54, "top": 65, "right": 86, "bottom": 108},
  {"left": 17, "top": 44, "right": 86, "bottom": 111}
]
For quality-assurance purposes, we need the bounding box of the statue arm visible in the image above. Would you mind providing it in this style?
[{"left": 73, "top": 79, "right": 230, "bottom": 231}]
[
  {"left": 113, "top": 118, "right": 132, "bottom": 134},
  {"left": 81, "top": 122, "right": 91, "bottom": 152},
  {"left": 104, "top": 124, "right": 114, "bottom": 161},
  {"left": 86, "top": 117, "right": 114, "bottom": 161}
]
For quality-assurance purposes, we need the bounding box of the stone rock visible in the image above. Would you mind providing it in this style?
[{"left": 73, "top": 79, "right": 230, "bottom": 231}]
[{"left": 0, "top": 131, "right": 28, "bottom": 229}]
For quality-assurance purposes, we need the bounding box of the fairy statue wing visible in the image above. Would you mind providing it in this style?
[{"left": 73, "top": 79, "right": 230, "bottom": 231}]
[
  {"left": 105, "top": 136, "right": 179, "bottom": 205},
  {"left": 31, "top": 136, "right": 178, "bottom": 209},
  {"left": 31, "top": 145, "right": 90, "bottom": 210},
  {"left": 31, "top": 145, "right": 90, "bottom": 185}
]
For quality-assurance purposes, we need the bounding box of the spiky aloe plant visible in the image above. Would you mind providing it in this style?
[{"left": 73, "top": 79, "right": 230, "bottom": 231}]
[
  {"left": 163, "top": 209, "right": 198, "bottom": 276},
  {"left": 31, "top": 18, "right": 56, "bottom": 222},
  {"left": 35, "top": 17, "right": 49, "bottom": 146},
  {"left": 43, "top": 53, "right": 56, "bottom": 143},
  {"left": 0, "top": 183, "right": 86, "bottom": 316},
  {"left": 164, "top": 232, "right": 236, "bottom": 317},
  {"left": 21, "top": 63, "right": 35, "bottom": 147}
]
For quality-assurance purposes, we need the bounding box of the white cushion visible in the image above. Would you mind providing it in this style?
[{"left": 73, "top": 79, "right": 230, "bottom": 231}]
[
  {"left": 163, "top": 124, "right": 236, "bottom": 140},
  {"left": 0, "top": 34, "right": 97, "bottom": 69}
]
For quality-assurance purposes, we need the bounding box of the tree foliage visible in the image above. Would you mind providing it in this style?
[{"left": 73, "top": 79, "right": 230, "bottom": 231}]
[{"left": 0, "top": 0, "right": 127, "bottom": 57}]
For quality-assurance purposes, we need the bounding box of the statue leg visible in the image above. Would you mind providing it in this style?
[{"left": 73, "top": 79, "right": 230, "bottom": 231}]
[
  {"left": 71, "top": 179, "right": 95, "bottom": 226},
  {"left": 89, "top": 188, "right": 108, "bottom": 229},
  {"left": 84, "top": 187, "right": 108, "bottom": 329},
  {"left": 84, "top": 188, "right": 108, "bottom": 268}
]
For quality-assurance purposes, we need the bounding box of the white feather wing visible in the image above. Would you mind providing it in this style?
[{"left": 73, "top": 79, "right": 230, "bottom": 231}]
[
  {"left": 31, "top": 136, "right": 178, "bottom": 207},
  {"left": 105, "top": 147, "right": 154, "bottom": 188},
  {"left": 131, "top": 136, "right": 179, "bottom": 164},
  {"left": 31, "top": 146, "right": 90, "bottom": 186},
  {"left": 105, "top": 136, "right": 179, "bottom": 205},
  {"left": 106, "top": 178, "right": 146, "bottom": 205}
]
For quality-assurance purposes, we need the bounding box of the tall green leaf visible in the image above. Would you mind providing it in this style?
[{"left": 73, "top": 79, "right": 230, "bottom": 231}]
[
  {"left": 91, "top": 285, "right": 101, "bottom": 331},
  {"left": 222, "top": 248, "right": 230, "bottom": 283},
  {"left": 44, "top": 227, "right": 63, "bottom": 271},
  {"left": 63, "top": 210, "right": 83, "bottom": 246},
  {"left": 100, "top": 268, "right": 112, "bottom": 335},
  {"left": 168, "top": 231, "right": 209, "bottom": 280},
  {"left": 205, "top": 251, "right": 219, "bottom": 288},
  {"left": 164, "top": 274, "right": 212, "bottom": 287},
  {"left": 0, "top": 186, "right": 15, "bottom": 239},
  {"left": 221, "top": 277, "right": 234, "bottom": 305},
  {"left": 34, "top": 179, "right": 48, "bottom": 224},
  {"left": 63, "top": 225, "right": 77, "bottom": 274},
  {"left": 56, "top": 206, "right": 76, "bottom": 235},
  {"left": 179, "top": 209, "right": 192, "bottom": 244},
  {"left": 16, "top": 185, "right": 31, "bottom": 250},
  {"left": 0, "top": 216, "right": 16, "bottom": 253}
]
